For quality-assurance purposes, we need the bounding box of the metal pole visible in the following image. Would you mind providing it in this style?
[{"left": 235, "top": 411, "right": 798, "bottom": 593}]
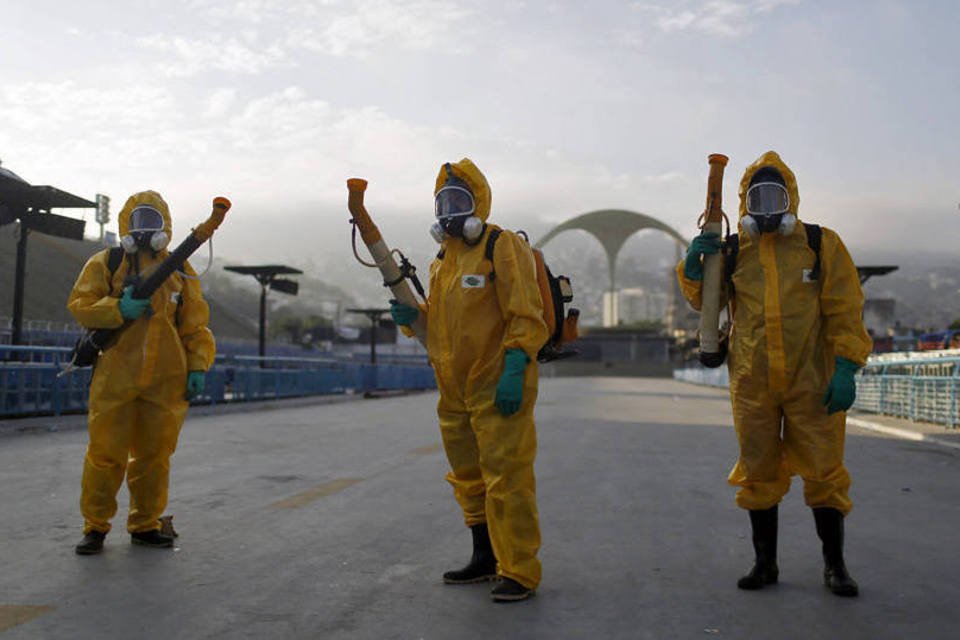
[
  {"left": 259, "top": 281, "right": 267, "bottom": 367},
  {"left": 369, "top": 312, "right": 377, "bottom": 364},
  {"left": 11, "top": 220, "right": 29, "bottom": 347}
]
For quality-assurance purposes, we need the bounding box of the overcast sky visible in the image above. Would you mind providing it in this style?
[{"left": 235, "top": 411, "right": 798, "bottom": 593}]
[{"left": 1, "top": 0, "right": 957, "bottom": 267}]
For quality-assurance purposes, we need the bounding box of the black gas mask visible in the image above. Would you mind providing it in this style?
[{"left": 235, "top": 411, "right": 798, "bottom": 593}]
[{"left": 743, "top": 167, "right": 795, "bottom": 236}]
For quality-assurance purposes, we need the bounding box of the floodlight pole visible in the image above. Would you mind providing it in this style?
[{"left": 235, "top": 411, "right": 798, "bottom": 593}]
[
  {"left": 368, "top": 313, "right": 377, "bottom": 364},
  {"left": 248, "top": 272, "right": 274, "bottom": 367},
  {"left": 223, "top": 265, "right": 302, "bottom": 368},
  {"left": 11, "top": 219, "right": 29, "bottom": 347},
  {"left": 346, "top": 309, "right": 391, "bottom": 364},
  {"left": 95, "top": 193, "right": 110, "bottom": 243},
  {"left": 258, "top": 277, "right": 268, "bottom": 363}
]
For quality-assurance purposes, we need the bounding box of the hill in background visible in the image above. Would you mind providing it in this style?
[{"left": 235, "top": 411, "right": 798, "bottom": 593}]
[
  {"left": 3, "top": 223, "right": 957, "bottom": 340},
  {"left": 0, "top": 229, "right": 358, "bottom": 341}
]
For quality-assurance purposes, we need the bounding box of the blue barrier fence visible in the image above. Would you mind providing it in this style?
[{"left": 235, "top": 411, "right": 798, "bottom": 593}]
[
  {"left": 1, "top": 345, "right": 436, "bottom": 418},
  {"left": 673, "top": 352, "right": 960, "bottom": 429},
  {"left": 854, "top": 354, "right": 960, "bottom": 428}
]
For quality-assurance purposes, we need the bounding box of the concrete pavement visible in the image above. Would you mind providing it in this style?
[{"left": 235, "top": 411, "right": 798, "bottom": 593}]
[{"left": 1, "top": 377, "right": 958, "bottom": 639}]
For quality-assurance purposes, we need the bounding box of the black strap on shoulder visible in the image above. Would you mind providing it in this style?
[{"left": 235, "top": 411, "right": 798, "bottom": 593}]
[
  {"left": 803, "top": 222, "right": 822, "bottom": 281},
  {"left": 107, "top": 246, "right": 123, "bottom": 274},
  {"left": 484, "top": 228, "right": 502, "bottom": 281},
  {"left": 484, "top": 228, "right": 502, "bottom": 262},
  {"left": 106, "top": 247, "right": 124, "bottom": 294},
  {"left": 724, "top": 233, "right": 739, "bottom": 289}
]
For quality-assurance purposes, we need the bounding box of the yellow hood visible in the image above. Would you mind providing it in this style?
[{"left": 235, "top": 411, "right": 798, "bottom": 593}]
[
  {"left": 434, "top": 158, "right": 492, "bottom": 223},
  {"left": 118, "top": 190, "right": 172, "bottom": 238},
  {"left": 738, "top": 150, "right": 800, "bottom": 220}
]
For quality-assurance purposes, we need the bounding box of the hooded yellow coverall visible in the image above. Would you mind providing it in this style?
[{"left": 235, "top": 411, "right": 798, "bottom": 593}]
[
  {"left": 677, "top": 151, "right": 872, "bottom": 515},
  {"left": 418, "top": 159, "right": 549, "bottom": 589},
  {"left": 68, "top": 191, "right": 216, "bottom": 534}
]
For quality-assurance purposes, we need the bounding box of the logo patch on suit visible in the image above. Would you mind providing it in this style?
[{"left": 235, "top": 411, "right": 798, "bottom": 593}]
[
  {"left": 462, "top": 275, "right": 485, "bottom": 288},
  {"left": 802, "top": 268, "right": 815, "bottom": 283}
]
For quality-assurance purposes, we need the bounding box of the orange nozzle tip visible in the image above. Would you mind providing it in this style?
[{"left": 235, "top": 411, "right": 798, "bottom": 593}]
[
  {"left": 708, "top": 154, "right": 729, "bottom": 165},
  {"left": 347, "top": 178, "right": 368, "bottom": 191},
  {"left": 213, "top": 196, "right": 232, "bottom": 210}
]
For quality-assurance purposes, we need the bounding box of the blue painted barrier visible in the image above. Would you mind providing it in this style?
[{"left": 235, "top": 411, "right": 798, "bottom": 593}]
[{"left": 1, "top": 346, "right": 436, "bottom": 418}]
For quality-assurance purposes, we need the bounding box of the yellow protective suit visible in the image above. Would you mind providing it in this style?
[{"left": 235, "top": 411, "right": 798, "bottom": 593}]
[
  {"left": 420, "top": 159, "right": 549, "bottom": 589},
  {"left": 67, "top": 191, "right": 216, "bottom": 535},
  {"left": 677, "top": 151, "right": 872, "bottom": 515}
]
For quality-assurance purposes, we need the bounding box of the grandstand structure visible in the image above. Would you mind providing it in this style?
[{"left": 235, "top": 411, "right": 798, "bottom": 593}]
[{"left": 0, "top": 231, "right": 261, "bottom": 345}]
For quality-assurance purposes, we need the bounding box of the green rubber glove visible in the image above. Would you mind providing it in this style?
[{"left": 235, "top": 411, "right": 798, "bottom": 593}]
[
  {"left": 186, "top": 371, "right": 205, "bottom": 401},
  {"left": 389, "top": 299, "right": 419, "bottom": 327},
  {"left": 495, "top": 348, "right": 529, "bottom": 416},
  {"left": 682, "top": 232, "right": 721, "bottom": 281},
  {"left": 118, "top": 285, "right": 150, "bottom": 320},
  {"left": 823, "top": 357, "right": 859, "bottom": 414}
]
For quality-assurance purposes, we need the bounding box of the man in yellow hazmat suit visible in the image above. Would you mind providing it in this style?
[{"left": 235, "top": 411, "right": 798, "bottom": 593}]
[
  {"left": 677, "top": 151, "right": 872, "bottom": 597},
  {"left": 68, "top": 190, "right": 216, "bottom": 555},
  {"left": 391, "top": 159, "right": 549, "bottom": 602}
]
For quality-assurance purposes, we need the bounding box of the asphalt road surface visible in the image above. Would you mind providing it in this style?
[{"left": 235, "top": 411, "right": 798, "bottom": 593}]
[{"left": 1, "top": 377, "right": 958, "bottom": 639}]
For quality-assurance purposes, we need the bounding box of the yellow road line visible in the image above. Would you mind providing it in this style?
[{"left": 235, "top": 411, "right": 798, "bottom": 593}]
[
  {"left": 408, "top": 443, "right": 442, "bottom": 456},
  {"left": 268, "top": 478, "right": 363, "bottom": 509},
  {"left": 0, "top": 605, "right": 55, "bottom": 633}
]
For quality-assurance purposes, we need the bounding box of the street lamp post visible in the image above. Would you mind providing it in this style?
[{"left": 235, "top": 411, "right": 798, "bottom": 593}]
[
  {"left": 224, "top": 265, "right": 303, "bottom": 366},
  {"left": 346, "top": 308, "right": 391, "bottom": 364}
]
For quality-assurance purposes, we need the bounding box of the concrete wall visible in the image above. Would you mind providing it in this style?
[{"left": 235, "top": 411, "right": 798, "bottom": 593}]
[{"left": 541, "top": 330, "right": 679, "bottom": 377}]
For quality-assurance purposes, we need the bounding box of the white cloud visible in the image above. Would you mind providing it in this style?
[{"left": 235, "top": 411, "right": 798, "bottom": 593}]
[
  {"left": 136, "top": 34, "right": 289, "bottom": 76},
  {"left": 180, "top": 0, "right": 475, "bottom": 58},
  {"left": 286, "top": 1, "right": 475, "bottom": 58},
  {"left": 184, "top": 0, "right": 341, "bottom": 24},
  {"left": 754, "top": 0, "right": 801, "bottom": 13},
  {"left": 643, "top": 171, "right": 687, "bottom": 184},
  {"left": 613, "top": 28, "right": 645, "bottom": 49},
  {"left": 1, "top": 0, "right": 953, "bottom": 264},
  {"left": 204, "top": 88, "right": 238, "bottom": 118},
  {"left": 0, "top": 81, "right": 177, "bottom": 134},
  {"left": 657, "top": 10, "right": 698, "bottom": 32},
  {"left": 695, "top": 2, "right": 752, "bottom": 37},
  {"left": 633, "top": 0, "right": 800, "bottom": 38}
]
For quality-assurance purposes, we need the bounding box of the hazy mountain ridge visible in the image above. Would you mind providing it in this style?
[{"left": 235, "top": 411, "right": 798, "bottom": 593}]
[{"left": 5, "top": 208, "right": 954, "bottom": 337}]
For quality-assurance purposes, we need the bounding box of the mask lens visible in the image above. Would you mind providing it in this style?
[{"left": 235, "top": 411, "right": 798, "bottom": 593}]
[
  {"left": 129, "top": 206, "right": 164, "bottom": 233},
  {"left": 435, "top": 187, "right": 475, "bottom": 218},
  {"left": 746, "top": 183, "right": 789, "bottom": 216}
]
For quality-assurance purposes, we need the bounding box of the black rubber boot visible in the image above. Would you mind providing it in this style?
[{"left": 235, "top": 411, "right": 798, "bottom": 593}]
[
  {"left": 813, "top": 507, "right": 859, "bottom": 597},
  {"left": 737, "top": 505, "right": 779, "bottom": 590},
  {"left": 131, "top": 529, "right": 175, "bottom": 548},
  {"left": 75, "top": 531, "right": 106, "bottom": 555},
  {"left": 491, "top": 577, "right": 535, "bottom": 603},
  {"left": 443, "top": 523, "right": 497, "bottom": 584}
]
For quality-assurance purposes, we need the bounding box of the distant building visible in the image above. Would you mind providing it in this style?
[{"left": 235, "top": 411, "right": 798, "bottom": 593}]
[{"left": 619, "top": 287, "right": 670, "bottom": 325}]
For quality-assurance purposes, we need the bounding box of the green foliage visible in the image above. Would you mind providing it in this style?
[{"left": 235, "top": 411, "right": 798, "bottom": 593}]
[{"left": 269, "top": 311, "right": 334, "bottom": 344}]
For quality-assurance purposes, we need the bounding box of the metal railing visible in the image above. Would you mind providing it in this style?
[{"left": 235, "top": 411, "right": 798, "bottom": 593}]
[
  {"left": 673, "top": 352, "right": 960, "bottom": 429},
  {"left": 1, "top": 346, "right": 435, "bottom": 418},
  {"left": 854, "top": 355, "right": 960, "bottom": 428}
]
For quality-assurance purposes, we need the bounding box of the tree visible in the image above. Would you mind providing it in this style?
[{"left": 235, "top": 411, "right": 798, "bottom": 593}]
[{"left": 269, "top": 311, "right": 335, "bottom": 346}]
